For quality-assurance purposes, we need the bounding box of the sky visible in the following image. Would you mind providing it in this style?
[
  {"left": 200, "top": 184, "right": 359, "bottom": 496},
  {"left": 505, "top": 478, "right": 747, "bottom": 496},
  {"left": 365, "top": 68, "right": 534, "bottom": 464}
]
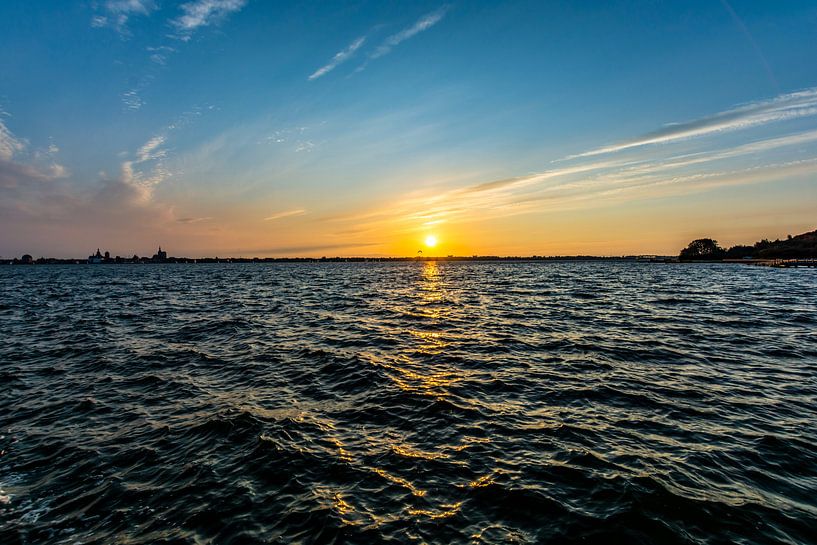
[{"left": 1, "top": 0, "right": 816, "bottom": 258}]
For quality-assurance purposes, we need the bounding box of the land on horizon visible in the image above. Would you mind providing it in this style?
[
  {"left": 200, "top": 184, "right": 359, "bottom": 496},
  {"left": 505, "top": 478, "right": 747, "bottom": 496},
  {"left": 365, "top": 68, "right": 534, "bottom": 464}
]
[{"left": 6, "top": 227, "right": 816, "bottom": 265}]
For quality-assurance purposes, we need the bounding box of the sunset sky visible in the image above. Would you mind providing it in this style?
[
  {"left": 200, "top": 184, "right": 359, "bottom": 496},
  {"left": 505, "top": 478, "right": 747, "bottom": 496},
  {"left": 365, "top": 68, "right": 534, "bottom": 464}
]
[{"left": 1, "top": 1, "right": 816, "bottom": 257}]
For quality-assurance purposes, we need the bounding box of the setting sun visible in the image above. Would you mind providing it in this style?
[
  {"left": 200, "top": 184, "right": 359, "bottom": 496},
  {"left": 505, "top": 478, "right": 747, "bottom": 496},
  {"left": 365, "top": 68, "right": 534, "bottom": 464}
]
[{"left": 424, "top": 235, "right": 438, "bottom": 248}]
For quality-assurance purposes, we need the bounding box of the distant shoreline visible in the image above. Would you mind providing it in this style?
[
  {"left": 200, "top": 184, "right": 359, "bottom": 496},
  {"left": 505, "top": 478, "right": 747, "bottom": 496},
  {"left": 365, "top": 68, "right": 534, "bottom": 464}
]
[
  {"left": 6, "top": 229, "right": 814, "bottom": 265},
  {"left": 4, "top": 256, "right": 815, "bottom": 267},
  {"left": 3, "top": 255, "right": 675, "bottom": 265}
]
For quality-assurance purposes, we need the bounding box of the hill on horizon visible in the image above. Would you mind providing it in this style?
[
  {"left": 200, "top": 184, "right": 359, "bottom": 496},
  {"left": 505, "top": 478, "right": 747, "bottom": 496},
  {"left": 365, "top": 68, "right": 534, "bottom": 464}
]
[{"left": 681, "top": 228, "right": 817, "bottom": 260}]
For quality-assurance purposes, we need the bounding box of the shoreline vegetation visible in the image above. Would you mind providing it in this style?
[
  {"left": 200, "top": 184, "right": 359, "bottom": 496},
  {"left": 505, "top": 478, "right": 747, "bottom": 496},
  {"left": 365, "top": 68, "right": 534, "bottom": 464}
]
[
  {"left": 4, "top": 229, "right": 815, "bottom": 266},
  {"left": 679, "top": 228, "right": 817, "bottom": 262}
]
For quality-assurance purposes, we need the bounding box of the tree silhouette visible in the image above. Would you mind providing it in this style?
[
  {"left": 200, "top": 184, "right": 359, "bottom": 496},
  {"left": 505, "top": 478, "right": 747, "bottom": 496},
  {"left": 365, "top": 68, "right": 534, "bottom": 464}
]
[{"left": 679, "top": 238, "right": 725, "bottom": 261}]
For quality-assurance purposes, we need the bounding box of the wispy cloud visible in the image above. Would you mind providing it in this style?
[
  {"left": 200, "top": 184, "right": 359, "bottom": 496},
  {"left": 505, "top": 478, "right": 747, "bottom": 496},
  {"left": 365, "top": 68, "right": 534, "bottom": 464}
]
[
  {"left": 176, "top": 216, "right": 212, "bottom": 223},
  {"left": 147, "top": 45, "right": 176, "bottom": 65},
  {"left": 119, "top": 106, "right": 212, "bottom": 198},
  {"left": 294, "top": 141, "right": 315, "bottom": 153},
  {"left": 1, "top": 161, "right": 177, "bottom": 257},
  {"left": 137, "top": 135, "right": 166, "bottom": 162},
  {"left": 309, "top": 36, "right": 366, "bottom": 80},
  {"left": 0, "top": 110, "right": 187, "bottom": 255},
  {"left": 0, "top": 118, "right": 26, "bottom": 161},
  {"left": 122, "top": 89, "right": 146, "bottom": 111},
  {"left": 242, "top": 242, "right": 378, "bottom": 255},
  {"left": 567, "top": 88, "right": 817, "bottom": 159},
  {"left": 92, "top": 0, "right": 157, "bottom": 35},
  {"left": 264, "top": 208, "right": 306, "bottom": 221},
  {"left": 0, "top": 112, "right": 73, "bottom": 234},
  {"left": 352, "top": 6, "right": 449, "bottom": 73},
  {"left": 0, "top": 112, "right": 69, "bottom": 182},
  {"left": 119, "top": 160, "right": 169, "bottom": 201},
  {"left": 119, "top": 131, "right": 173, "bottom": 200},
  {"left": 370, "top": 6, "right": 449, "bottom": 60},
  {"left": 172, "top": 0, "right": 247, "bottom": 40}
]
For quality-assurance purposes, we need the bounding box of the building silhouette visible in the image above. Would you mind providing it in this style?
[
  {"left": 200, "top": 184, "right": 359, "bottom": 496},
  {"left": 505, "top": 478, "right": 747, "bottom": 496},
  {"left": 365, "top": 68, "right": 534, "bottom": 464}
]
[
  {"left": 152, "top": 246, "right": 167, "bottom": 262},
  {"left": 88, "top": 249, "right": 103, "bottom": 264}
]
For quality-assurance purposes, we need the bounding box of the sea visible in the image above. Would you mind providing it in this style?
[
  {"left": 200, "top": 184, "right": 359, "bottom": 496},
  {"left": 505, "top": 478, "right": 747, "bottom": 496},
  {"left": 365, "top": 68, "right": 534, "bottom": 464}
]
[{"left": 1, "top": 261, "right": 815, "bottom": 544}]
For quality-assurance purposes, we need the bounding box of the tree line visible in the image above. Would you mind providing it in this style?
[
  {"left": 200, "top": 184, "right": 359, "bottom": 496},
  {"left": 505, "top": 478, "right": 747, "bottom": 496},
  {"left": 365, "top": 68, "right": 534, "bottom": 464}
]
[{"left": 679, "top": 229, "right": 817, "bottom": 260}]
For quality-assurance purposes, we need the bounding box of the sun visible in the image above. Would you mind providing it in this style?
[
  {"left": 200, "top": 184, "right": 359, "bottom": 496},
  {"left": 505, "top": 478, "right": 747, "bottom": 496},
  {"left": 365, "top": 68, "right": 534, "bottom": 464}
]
[{"left": 424, "top": 235, "right": 438, "bottom": 248}]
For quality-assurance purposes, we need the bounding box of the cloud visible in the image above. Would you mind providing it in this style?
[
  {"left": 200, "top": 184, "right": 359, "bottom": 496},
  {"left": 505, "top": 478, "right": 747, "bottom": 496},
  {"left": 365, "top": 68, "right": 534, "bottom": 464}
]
[
  {"left": 123, "top": 106, "right": 211, "bottom": 198},
  {"left": 1, "top": 134, "right": 167, "bottom": 226},
  {"left": 0, "top": 166, "right": 176, "bottom": 258},
  {"left": 117, "top": 132, "right": 173, "bottom": 201},
  {"left": 48, "top": 163, "right": 69, "bottom": 179},
  {"left": 264, "top": 208, "right": 306, "bottom": 221},
  {"left": 0, "top": 114, "right": 69, "bottom": 185},
  {"left": 119, "top": 159, "right": 170, "bottom": 200},
  {"left": 172, "top": 0, "right": 247, "bottom": 40},
  {"left": 459, "top": 158, "right": 634, "bottom": 196},
  {"left": 243, "top": 242, "right": 378, "bottom": 255},
  {"left": 0, "top": 108, "right": 218, "bottom": 257},
  {"left": 92, "top": 0, "right": 157, "bottom": 35},
  {"left": 137, "top": 135, "right": 166, "bottom": 162},
  {"left": 147, "top": 45, "right": 176, "bottom": 65},
  {"left": 0, "top": 118, "right": 26, "bottom": 161},
  {"left": 369, "top": 6, "right": 449, "bottom": 61},
  {"left": 294, "top": 141, "right": 314, "bottom": 153},
  {"left": 0, "top": 160, "right": 53, "bottom": 191},
  {"left": 568, "top": 87, "right": 817, "bottom": 159},
  {"left": 122, "top": 89, "right": 145, "bottom": 111},
  {"left": 309, "top": 36, "right": 366, "bottom": 80}
]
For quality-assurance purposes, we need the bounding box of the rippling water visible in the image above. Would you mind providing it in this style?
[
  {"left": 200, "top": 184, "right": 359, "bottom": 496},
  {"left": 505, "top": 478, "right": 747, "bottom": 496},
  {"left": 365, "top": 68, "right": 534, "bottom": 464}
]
[{"left": 1, "top": 262, "right": 816, "bottom": 544}]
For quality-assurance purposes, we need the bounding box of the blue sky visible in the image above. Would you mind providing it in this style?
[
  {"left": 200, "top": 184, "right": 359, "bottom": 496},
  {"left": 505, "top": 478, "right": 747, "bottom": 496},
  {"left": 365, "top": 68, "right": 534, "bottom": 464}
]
[{"left": 1, "top": 0, "right": 817, "bottom": 257}]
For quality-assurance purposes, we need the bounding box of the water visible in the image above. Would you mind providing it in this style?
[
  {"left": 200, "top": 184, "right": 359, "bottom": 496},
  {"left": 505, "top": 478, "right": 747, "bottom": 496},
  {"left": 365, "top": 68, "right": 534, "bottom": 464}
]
[{"left": 1, "top": 262, "right": 816, "bottom": 544}]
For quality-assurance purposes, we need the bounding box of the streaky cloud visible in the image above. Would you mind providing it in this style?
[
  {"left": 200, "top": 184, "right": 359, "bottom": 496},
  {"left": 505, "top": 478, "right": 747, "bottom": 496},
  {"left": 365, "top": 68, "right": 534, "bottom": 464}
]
[
  {"left": 341, "top": 88, "right": 817, "bottom": 236},
  {"left": 567, "top": 87, "right": 817, "bottom": 159},
  {"left": 309, "top": 36, "right": 366, "bottom": 80},
  {"left": 243, "top": 242, "right": 378, "bottom": 255},
  {"left": 264, "top": 209, "right": 306, "bottom": 221},
  {"left": 356, "top": 5, "right": 448, "bottom": 72},
  {"left": 460, "top": 159, "right": 636, "bottom": 195}
]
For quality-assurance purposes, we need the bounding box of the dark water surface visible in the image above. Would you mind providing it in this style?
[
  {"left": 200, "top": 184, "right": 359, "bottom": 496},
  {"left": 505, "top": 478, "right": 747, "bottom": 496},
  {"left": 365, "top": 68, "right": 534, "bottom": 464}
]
[{"left": 1, "top": 262, "right": 816, "bottom": 544}]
